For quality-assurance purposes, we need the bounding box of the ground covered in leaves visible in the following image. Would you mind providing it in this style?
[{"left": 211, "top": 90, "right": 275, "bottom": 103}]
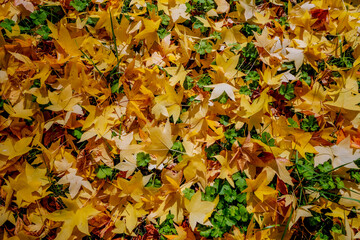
[{"left": 1, "top": 0, "right": 360, "bottom": 239}]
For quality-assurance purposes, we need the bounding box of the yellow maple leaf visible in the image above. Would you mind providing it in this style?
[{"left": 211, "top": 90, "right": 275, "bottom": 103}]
[
  {"left": 0, "top": 137, "right": 32, "bottom": 160},
  {"left": 145, "top": 121, "right": 174, "bottom": 165},
  {"left": 47, "top": 198, "right": 100, "bottom": 240},
  {"left": 184, "top": 191, "right": 219, "bottom": 230},
  {"left": 211, "top": 54, "right": 242, "bottom": 80},
  {"left": 206, "top": 83, "right": 237, "bottom": 101},
  {"left": 242, "top": 171, "right": 278, "bottom": 202},
  {"left": 120, "top": 202, "right": 148, "bottom": 233},
  {"left": 134, "top": 18, "right": 161, "bottom": 48},
  {"left": 46, "top": 85, "right": 82, "bottom": 112},
  {"left": 174, "top": 154, "right": 207, "bottom": 187},
  {"left": 164, "top": 225, "right": 196, "bottom": 240},
  {"left": 4, "top": 99, "right": 35, "bottom": 120},
  {"left": 325, "top": 89, "right": 360, "bottom": 112},
  {"left": 291, "top": 131, "right": 317, "bottom": 158},
  {"left": 152, "top": 83, "right": 183, "bottom": 121},
  {"left": 295, "top": 82, "right": 327, "bottom": 115},
  {"left": 214, "top": 154, "right": 239, "bottom": 187},
  {"left": 259, "top": 67, "right": 283, "bottom": 88},
  {"left": 117, "top": 171, "right": 152, "bottom": 202},
  {"left": 56, "top": 24, "right": 84, "bottom": 57},
  {"left": 8, "top": 163, "right": 49, "bottom": 207}
]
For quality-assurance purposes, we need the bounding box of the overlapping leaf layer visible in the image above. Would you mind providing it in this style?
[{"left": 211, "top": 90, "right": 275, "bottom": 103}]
[{"left": 1, "top": 0, "right": 360, "bottom": 239}]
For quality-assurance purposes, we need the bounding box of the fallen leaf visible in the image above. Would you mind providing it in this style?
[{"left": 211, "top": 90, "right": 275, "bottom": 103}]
[
  {"left": 206, "top": 83, "right": 237, "bottom": 101},
  {"left": 184, "top": 191, "right": 219, "bottom": 230}
]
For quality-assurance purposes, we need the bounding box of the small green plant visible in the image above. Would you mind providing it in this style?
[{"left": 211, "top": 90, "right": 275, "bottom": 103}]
[
  {"left": 230, "top": 43, "right": 242, "bottom": 53},
  {"left": 224, "top": 127, "right": 240, "bottom": 147},
  {"left": 327, "top": 39, "right": 355, "bottom": 69},
  {"left": 291, "top": 152, "right": 344, "bottom": 204},
  {"left": 198, "top": 172, "right": 251, "bottom": 238},
  {"left": 242, "top": 43, "right": 258, "bottom": 60},
  {"left": 69, "top": 128, "right": 83, "bottom": 140},
  {"left": 26, "top": 148, "right": 42, "bottom": 166},
  {"left": 241, "top": 23, "right": 261, "bottom": 37},
  {"left": 193, "top": 18, "right": 204, "bottom": 29},
  {"left": 349, "top": 170, "right": 360, "bottom": 183},
  {"left": 192, "top": 16, "right": 209, "bottom": 33},
  {"left": 279, "top": 83, "right": 295, "bottom": 100},
  {"left": 47, "top": 173, "right": 69, "bottom": 197},
  {"left": 157, "top": 28, "right": 170, "bottom": 39},
  {"left": 111, "top": 79, "right": 120, "bottom": 93},
  {"left": 275, "top": 16, "right": 289, "bottom": 27},
  {"left": 237, "top": 43, "right": 260, "bottom": 71},
  {"left": 304, "top": 211, "right": 334, "bottom": 240},
  {"left": 239, "top": 71, "right": 260, "bottom": 97},
  {"left": 36, "top": 25, "right": 51, "bottom": 39},
  {"left": 287, "top": 117, "right": 299, "bottom": 128},
  {"left": 21, "top": 8, "right": 55, "bottom": 39},
  {"left": 299, "top": 71, "right": 311, "bottom": 86},
  {"left": 301, "top": 115, "right": 319, "bottom": 132},
  {"left": 219, "top": 115, "right": 230, "bottom": 126},
  {"left": 183, "top": 76, "right": 194, "bottom": 90},
  {"left": 146, "top": 2, "right": 157, "bottom": 12},
  {"left": 260, "top": 132, "right": 275, "bottom": 146},
  {"left": 159, "top": 11, "right": 170, "bottom": 25},
  {"left": 0, "top": 19, "right": 15, "bottom": 32},
  {"left": 183, "top": 188, "right": 196, "bottom": 200},
  {"left": 146, "top": 175, "right": 162, "bottom": 188},
  {"left": 155, "top": 214, "right": 177, "bottom": 240},
  {"left": 30, "top": 10, "right": 48, "bottom": 25},
  {"left": 205, "top": 144, "right": 222, "bottom": 160},
  {"left": 194, "top": 40, "right": 212, "bottom": 55},
  {"left": 96, "top": 165, "right": 114, "bottom": 179},
  {"left": 210, "top": 31, "right": 221, "bottom": 40},
  {"left": 136, "top": 152, "right": 151, "bottom": 167},
  {"left": 70, "top": 0, "right": 90, "bottom": 11},
  {"left": 197, "top": 74, "right": 212, "bottom": 91},
  {"left": 245, "top": 71, "right": 260, "bottom": 82},
  {"left": 290, "top": 151, "right": 347, "bottom": 238},
  {"left": 170, "top": 141, "right": 185, "bottom": 162},
  {"left": 186, "top": 0, "right": 215, "bottom": 13},
  {"left": 239, "top": 86, "right": 251, "bottom": 95}
]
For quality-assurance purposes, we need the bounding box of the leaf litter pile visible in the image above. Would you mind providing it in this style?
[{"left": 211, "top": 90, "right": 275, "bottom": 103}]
[{"left": 1, "top": 0, "right": 360, "bottom": 239}]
